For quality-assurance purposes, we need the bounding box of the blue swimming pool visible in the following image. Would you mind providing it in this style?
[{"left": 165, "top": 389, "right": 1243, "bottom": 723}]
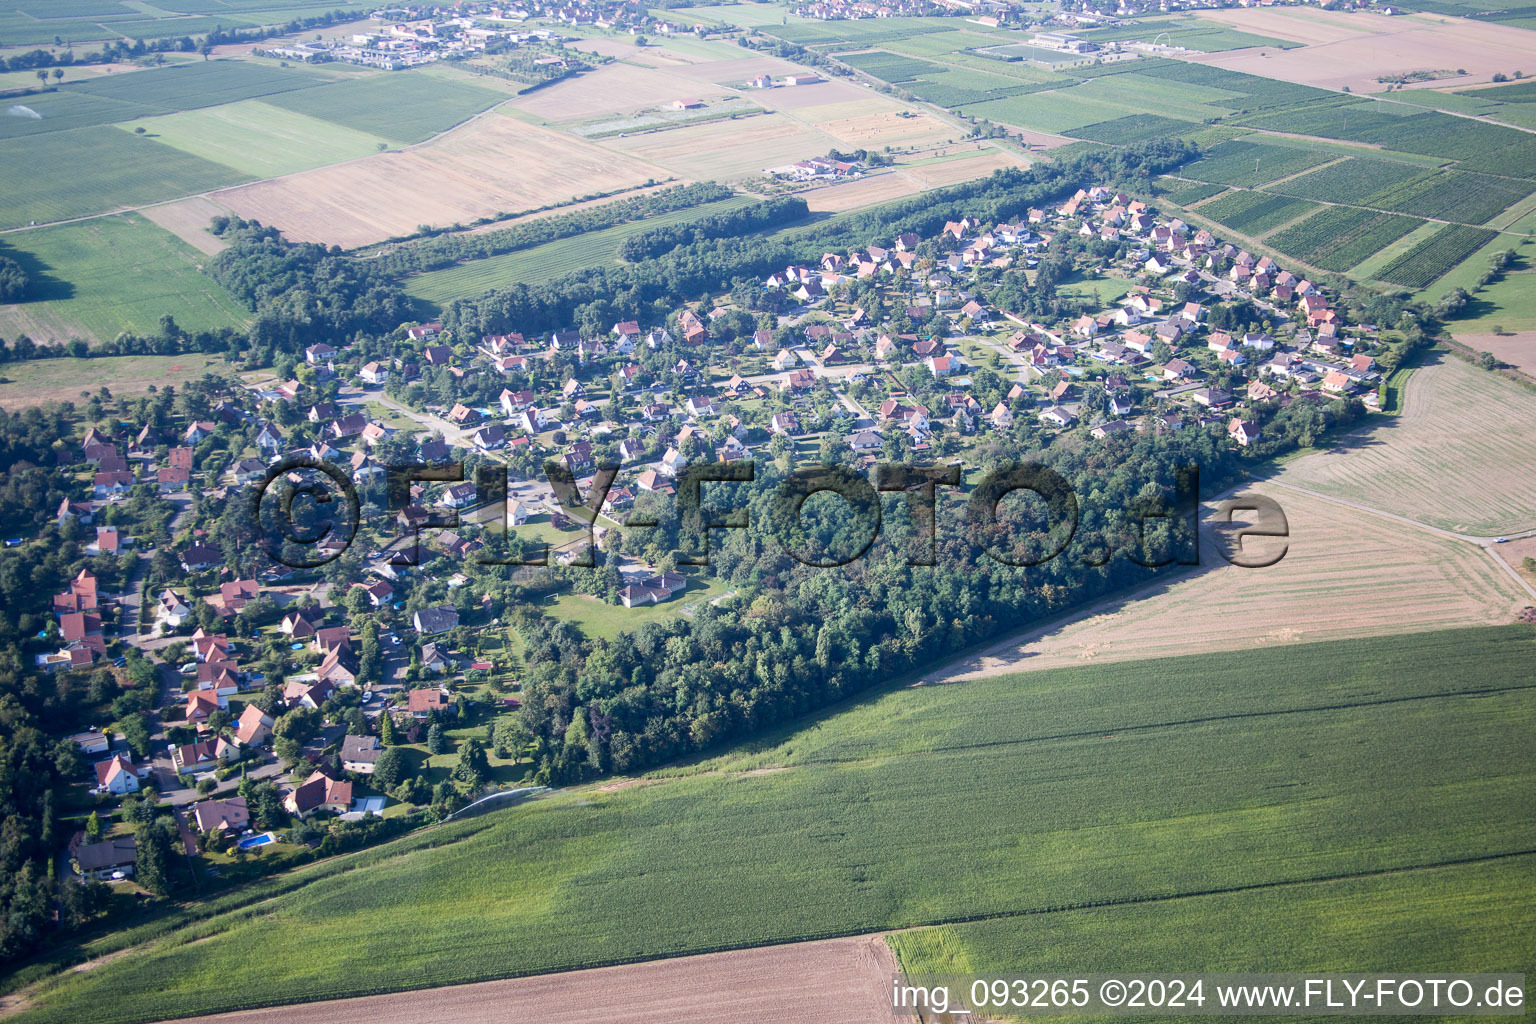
[{"left": 237, "top": 832, "right": 276, "bottom": 850}]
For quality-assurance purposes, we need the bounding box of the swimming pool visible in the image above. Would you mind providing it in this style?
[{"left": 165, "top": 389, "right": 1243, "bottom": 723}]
[{"left": 237, "top": 832, "right": 276, "bottom": 850}]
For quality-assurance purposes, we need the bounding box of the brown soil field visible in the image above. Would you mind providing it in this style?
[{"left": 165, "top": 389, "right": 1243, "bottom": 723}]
[
  {"left": 813, "top": 110, "right": 954, "bottom": 148},
  {"left": 1196, "top": 7, "right": 1387, "bottom": 45},
  {"left": 156, "top": 935, "right": 898, "bottom": 1024},
  {"left": 903, "top": 147, "right": 1031, "bottom": 187},
  {"left": 1452, "top": 331, "right": 1536, "bottom": 378},
  {"left": 508, "top": 63, "right": 734, "bottom": 121},
  {"left": 922, "top": 484, "right": 1530, "bottom": 682},
  {"left": 792, "top": 95, "right": 909, "bottom": 123},
  {"left": 1277, "top": 354, "right": 1536, "bottom": 536},
  {"left": 1186, "top": 11, "right": 1536, "bottom": 92},
  {"left": 749, "top": 79, "right": 886, "bottom": 111},
  {"left": 218, "top": 114, "right": 666, "bottom": 248},
  {"left": 140, "top": 197, "right": 234, "bottom": 255},
  {"left": 665, "top": 54, "right": 807, "bottom": 84},
  {"left": 801, "top": 171, "right": 927, "bottom": 212},
  {"left": 598, "top": 112, "right": 836, "bottom": 179}
]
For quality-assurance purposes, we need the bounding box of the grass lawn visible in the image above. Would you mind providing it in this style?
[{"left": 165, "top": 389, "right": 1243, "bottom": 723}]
[
  {"left": 1057, "top": 274, "right": 1134, "bottom": 305},
  {"left": 0, "top": 214, "right": 250, "bottom": 344},
  {"left": 8, "top": 625, "right": 1533, "bottom": 1024},
  {"left": 124, "top": 99, "right": 394, "bottom": 178},
  {"left": 543, "top": 574, "right": 728, "bottom": 640}
]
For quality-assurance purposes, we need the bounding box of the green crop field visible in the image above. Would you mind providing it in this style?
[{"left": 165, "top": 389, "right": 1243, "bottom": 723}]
[
  {"left": 0, "top": 90, "right": 159, "bottom": 140},
  {"left": 1362, "top": 169, "right": 1531, "bottom": 226},
  {"left": 1193, "top": 189, "right": 1321, "bottom": 237},
  {"left": 1377, "top": 224, "right": 1499, "bottom": 288},
  {"left": 0, "top": 126, "right": 250, "bottom": 230},
  {"left": 959, "top": 90, "right": 1134, "bottom": 133},
  {"left": 1266, "top": 156, "right": 1430, "bottom": 205},
  {"left": 1175, "top": 140, "right": 1335, "bottom": 188},
  {"left": 60, "top": 59, "right": 325, "bottom": 113},
  {"left": 835, "top": 50, "right": 937, "bottom": 83},
  {"left": 1063, "top": 74, "right": 1235, "bottom": 122},
  {"left": 891, "top": 857, "right": 1535, "bottom": 987},
  {"left": 1154, "top": 178, "right": 1227, "bottom": 205},
  {"left": 0, "top": 213, "right": 249, "bottom": 342},
  {"left": 402, "top": 196, "right": 759, "bottom": 304},
  {"left": 1069, "top": 113, "right": 1202, "bottom": 145},
  {"left": 1265, "top": 205, "right": 1424, "bottom": 272},
  {"left": 7, "top": 626, "right": 1533, "bottom": 1024},
  {"left": 124, "top": 99, "right": 393, "bottom": 178},
  {"left": 265, "top": 71, "right": 506, "bottom": 144}
]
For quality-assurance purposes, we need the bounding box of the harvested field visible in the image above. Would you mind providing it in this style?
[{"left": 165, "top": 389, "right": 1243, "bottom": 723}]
[
  {"left": 218, "top": 115, "right": 667, "bottom": 248},
  {"left": 0, "top": 353, "right": 229, "bottom": 411},
  {"left": 507, "top": 63, "right": 734, "bottom": 121},
  {"left": 800, "top": 171, "right": 925, "bottom": 212},
  {"left": 1279, "top": 354, "right": 1536, "bottom": 535},
  {"left": 663, "top": 54, "right": 805, "bottom": 84},
  {"left": 599, "top": 113, "right": 835, "bottom": 180},
  {"left": 152, "top": 936, "right": 897, "bottom": 1024},
  {"left": 1452, "top": 331, "right": 1536, "bottom": 377},
  {"left": 901, "top": 147, "right": 1031, "bottom": 187},
  {"left": 139, "top": 197, "right": 232, "bottom": 256},
  {"left": 921, "top": 484, "right": 1529, "bottom": 682},
  {"left": 812, "top": 110, "right": 954, "bottom": 148},
  {"left": 1184, "top": 11, "right": 1536, "bottom": 93},
  {"left": 748, "top": 79, "right": 883, "bottom": 111}
]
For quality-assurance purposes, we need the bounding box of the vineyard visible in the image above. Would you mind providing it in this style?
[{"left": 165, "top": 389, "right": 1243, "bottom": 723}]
[
  {"left": 1364, "top": 170, "right": 1529, "bottom": 226},
  {"left": 1268, "top": 206, "right": 1424, "bottom": 272},
  {"left": 1377, "top": 224, "right": 1498, "bottom": 288},
  {"left": 1268, "top": 157, "right": 1429, "bottom": 206},
  {"left": 1177, "top": 140, "right": 1334, "bottom": 188},
  {"left": 834, "top": 50, "right": 937, "bottom": 83},
  {"left": 1155, "top": 179, "right": 1228, "bottom": 205},
  {"left": 1193, "top": 189, "right": 1320, "bottom": 237},
  {"left": 1069, "top": 114, "right": 1202, "bottom": 145}
]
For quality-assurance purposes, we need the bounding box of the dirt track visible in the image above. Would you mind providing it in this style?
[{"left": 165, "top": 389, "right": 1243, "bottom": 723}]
[{"left": 153, "top": 935, "right": 898, "bottom": 1024}]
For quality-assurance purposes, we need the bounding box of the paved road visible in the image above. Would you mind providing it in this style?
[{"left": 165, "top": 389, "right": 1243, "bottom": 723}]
[{"left": 118, "top": 493, "right": 191, "bottom": 641}]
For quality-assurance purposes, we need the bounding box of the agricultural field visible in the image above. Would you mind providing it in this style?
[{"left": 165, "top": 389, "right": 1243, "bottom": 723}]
[
  {"left": 1184, "top": 7, "right": 1536, "bottom": 93},
  {"left": 1069, "top": 113, "right": 1201, "bottom": 145},
  {"left": 1154, "top": 178, "right": 1227, "bottom": 205},
  {"left": 1278, "top": 353, "right": 1536, "bottom": 535},
  {"left": 1365, "top": 169, "right": 1531, "bottom": 225},
  {"left": 265, "top": 70, "right": 507, "bottom": 144},
  {"left": 1073, "top": 14, "right": 1305, "bottom": 52},
  {"left": 1189, "top": 189, "right": 1320, "bottom": 237},
  {"left": 0, "top": 352, "right": 230, "bottom": 411},
  {"left": 218, "top": 115, "right": 665, "bottom": 248},
  {"left": 0, "top": 0, "right": 374, "bottom": 46},
  {"left": 598, "top": 113, "right": 834, "bottom": 181},
  {"left": 1175, "top": 140, "right": 1335, "bottom": 188},
  {"left": 1267, "top": 156, "right": 1433, "bottom": 206},
  {"left": 892, "top": 857, "right": 1535, "bottom": 994},
  {"left": 506, "top": 63, "right": 736, "bottom": 122},
  {"left": 955, "top": 89, "right": 1138, "bottom": 134},
  {"left": 0, "top": 126, "right": 250, "bottom": 230},
  {"left": 1265, "top": 205, "right": 1424, "bottom": 272},
  {"left": 1377, "top": 224, "right": 1499, "bottom": 288},
  {"left": 0, "top": 213, "right": 248, "bottom": 343},
  {"left": 921, "top": 484, "right": 1528, "bottom": 678},
  {"left": 401, "top": 196, "right": 759, "bottom": 303},
  {"left": 123, "top": 99, "right": 393, "bottom": 178},
  {"left": 10, "top": 625, "right": 1532, "bottom": 1024},
  {"left": 59, "top": 58, "right": 327, "bottom": 114},
  {"left": 835, "top": 50, "right": 936, "bottom": 83}
]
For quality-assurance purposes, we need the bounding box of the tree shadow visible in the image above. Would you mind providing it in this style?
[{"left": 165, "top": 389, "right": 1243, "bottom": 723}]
[{"left": 0, "top": 237, "right": 73, "bottom": 302}]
